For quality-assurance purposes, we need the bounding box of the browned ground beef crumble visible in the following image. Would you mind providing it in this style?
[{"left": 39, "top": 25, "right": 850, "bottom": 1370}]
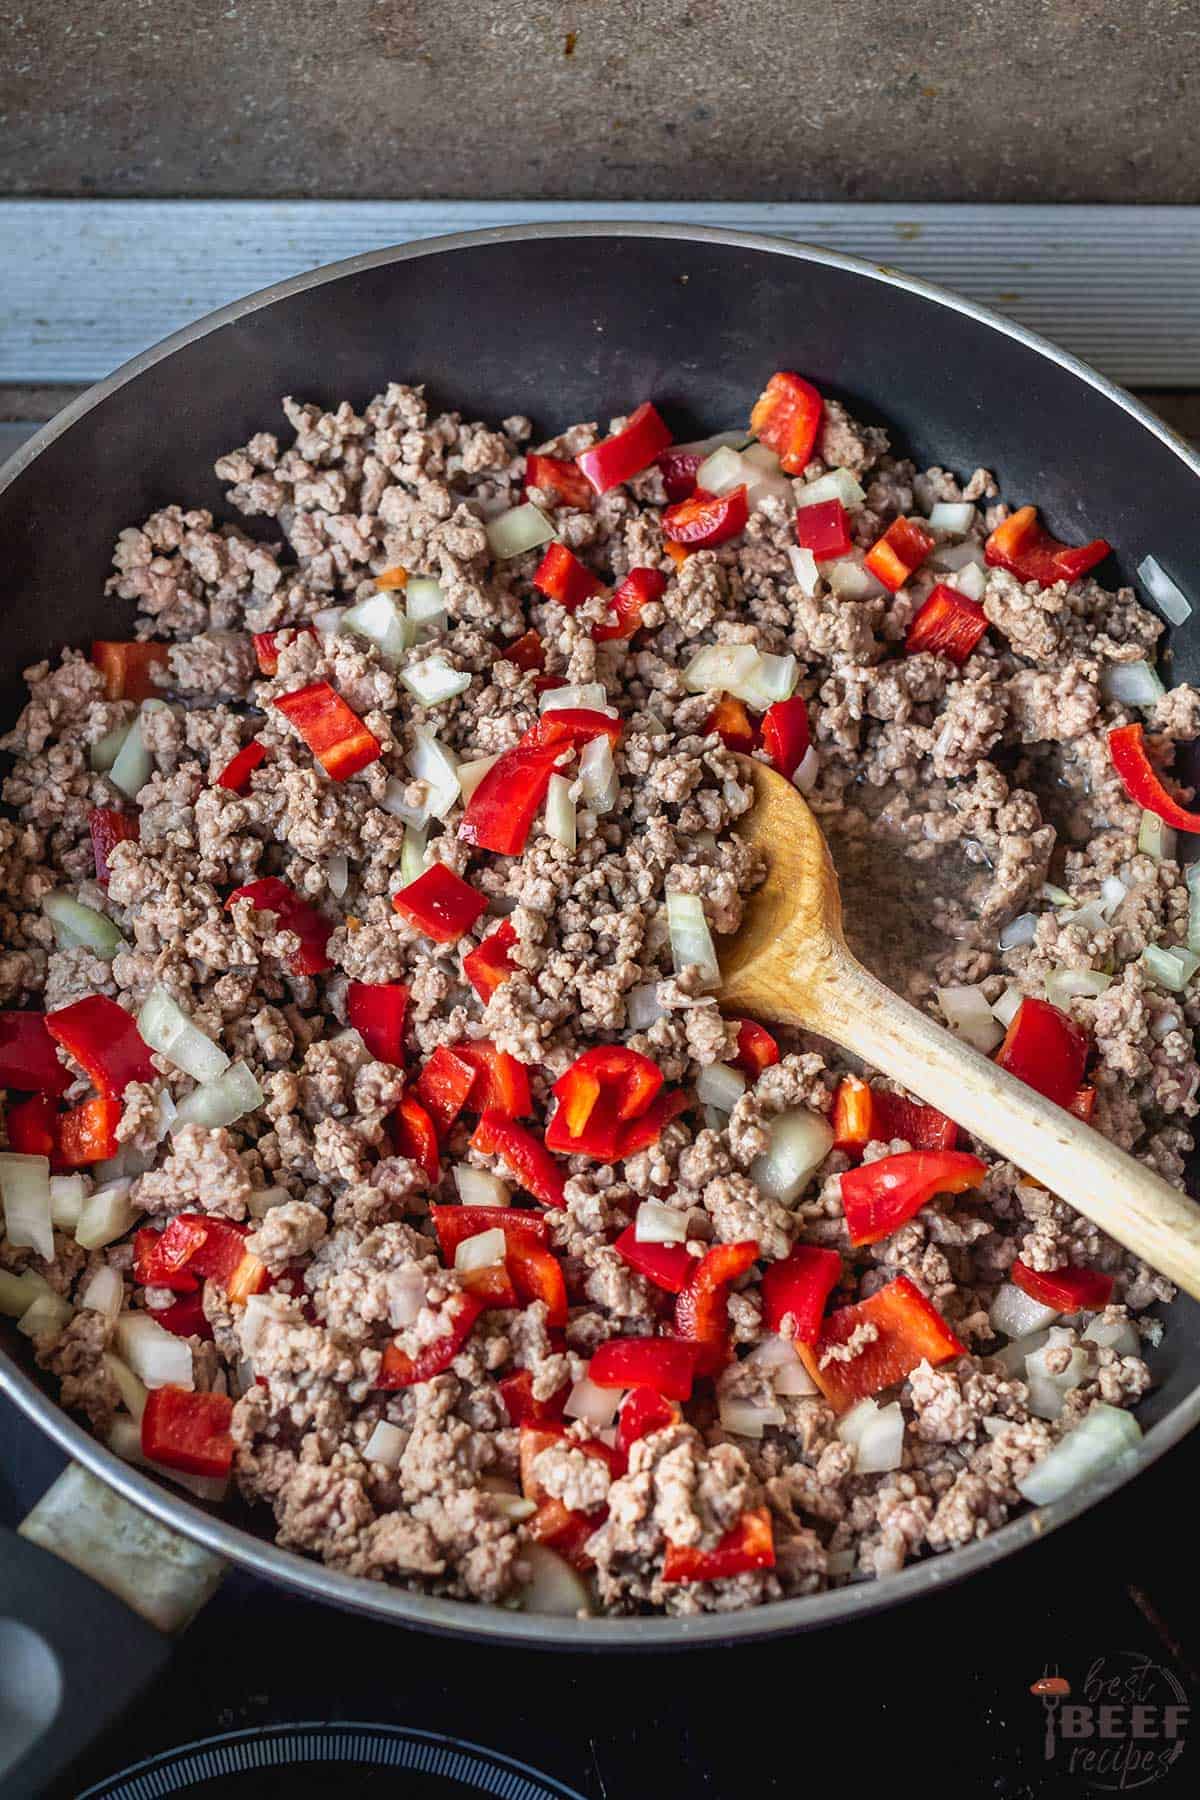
[{"left": 1, "top": 382, "right": 1192, "bottom": 1617}]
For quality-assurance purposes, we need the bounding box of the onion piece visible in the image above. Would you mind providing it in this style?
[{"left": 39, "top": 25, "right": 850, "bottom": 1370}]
[
  {"left": 405, "top": 576, "right": 448, "bottom": 634},
  {"left": 102, "top": 1352, "right": 148, "bottom": 1421},
  {"left": 0, "top": 1267, "right": 52, "bottom": 1319},
  {"left": 936, "top": 985, "right": 1004, "bottom": 1052},
  {"left": 750, "top": 1108, "right": 834, "bottom": 1204},
  {"left": 989, "top": 1281, "right": 1059, "bottom": 1339},
  {"left": 545, "top": 773, "right": 576, "bottom": 850},
  {"left": 699, "top": 443, "right": 792, "bottom": 513},
  {"left": 408, "top": 725, "right": 461, "bottom": 821},
  {"left": 486, "top": 502, "right": 555, "bottom": 561},
  {"left": 137, "top": 986, "right": 230, "bottom": 1083},
  {"left": 1100, "top": 876, "right": 1128, "bottom": 916},
  {"left": 927, "top": 501, "right": 975, "bottom": 534},
  {"left": 1138, "top": 809, "right": 1177, "bottom": 863},
  {"left": 454, "top": 1228, "right": 507, "bottom": 1273},
  {"left": 990, "top": 985, "right": 1025, "bottom": 1028},
  {"left": 1058, "top": 899, "right": 1108, "bottom": 936},
  {"left": 379, "top": 776, "right": 430, "bottom": 829},
  {"left": 786, "top": 545, "right": 820, "bottom": 596},
  {"left": 793, "top": 744, "right": 820, "bottom": 795},
  {"left": 796, "top": 468, "right": 865, "bottom": 510},
  {"left": 385, "top": 1269, "right": 426, "bottom": 1329},
  {"left": 826, "top": 557, "right": 888, "bottom": 600},
  {"left": 634, "top": 1201, "right": 688, "bottom": 1245},
  {"left": 0, "top": 1153, "right": 54, "bottom": 1261},
  {"left": 1138, "top": 554, "right": 1192, "bottom": 626},
  {"left": 399, "top": 655, "right": 473, "bottom": 707},
  {"left": 363, "top": 1420, "right": 405, "bottom": 1468},
  {"left": 1100, "top": 659, "right": 1166, "bottom": 709},
  {"left": 998, "top": 912, "right": 1037, "bottom": 951},
  {"left": 81, "top": 1264, "right": 124, "bottom": 1320},
  {"left": 719, "top": 1397, "right": 786, "bottom": 1439},
  {"left": 836, "top": 1397, "right": 906, "bottom": 1473},
  {"left": 1018, "top": 1402, "right": 1142, "bottom": 1505},
  {"left": 400, "top": 823, "right": 429, "bottom": 888},
  {"left": 625, "top": 983, "right": 663, "bottom": 1031},
  {"left": 326, "top": 852, "right": 349, "bottom": 899},
  {"left": 739, "top": 650, "right": 798, "bottom": 710},
  {"left": 566, "top": 1375, "right": 622, "bottom": 1429},
  {"left": 539, "top": 682, "right": 612, "bottom": 715},
  {"left": 109, "top": 709, "right": 154, "bottom": 799},
  {"left": 114, "top": 1311, "right": 195, "bottom": 1389},
  {"left": 312, "top": 606, "right": 345, "bottom": 636},
  {"left": 578, "top": 735, "right": 618, "bottom": 814},
  {"left": 952, "top": 561, "right": 987, "bottom": 602},
  {"left": 1045, "top": 967, "right": 1112, "bottom": 1010},
  {"left": 1140, "top": 943, "right": 1200, "bottom": 992},
  {"left": 696, "top": 444, "right": 748, "bottom": 495},
  {"left": 744, "top": 1331, "right": 819, "bottom": 1396},
  {"left": 520, "top": 1543, "right": 593, "bottom": 1616},
  {"left": 75, "top": 1179, "right": 139, "bottom": 1251},
  {"left": 666, "top": 891, "right": 720, "bottom": 989},
  {"left": 452, "top": 1164, "right": 512, "bottom": 1207},
  {"left": 1082, "top": 1314, "right": 1140, "bottom": 1357},
  {"left": 90, "top": 720, "right": 134, "bottom": 774},
  {"left": 49, "top": 1174, "right": 86, "bottom": 1230},
  {"left": 17, "top": 1292, "right": 75, "bottom": 1339},
  {"left": 1041, "top": 882, "right": 1073, "bottom": 907},
  {"left": 457, "top": 755, "right": 501, "bottom": 803},
  {"left": 929, "top": 539, "right": 985, "bottom": 573},
  {"left": 171, "top": 1061, "right": 263, "bottom": 1132},
  {"left": 1025, "top": 1328, "right": 1090, "bottom": 1420},
  {"left": 695, "top": 1062, "right": 747, "bottom": 1113},
  {"left": 239, "top": 1292, "right": 294, "bottom": 1357},
  {"left": 42, "top": 892, "right": 125, "bottom": 960},
  {"left": 682, "top": 643, "right": 761, "bottom": 699},
  {"left": 1186, "top": 860, "right": 1200, "bottom": 954},
  {"left": 340, "top": 591, "right": 412, "bottom": 665}
]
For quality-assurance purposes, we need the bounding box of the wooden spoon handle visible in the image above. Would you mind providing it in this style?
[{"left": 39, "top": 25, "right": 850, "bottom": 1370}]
[{"left": 807, "top": 944, "right": 1200, "bottom": 1302}]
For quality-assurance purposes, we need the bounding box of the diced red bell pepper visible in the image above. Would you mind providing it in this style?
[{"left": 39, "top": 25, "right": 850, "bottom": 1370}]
[
  {"left": 905, "top": 584, "right": 988, "bottom": 664},
  {"left": 134, "top": 1219, "right": 209, "bottom": 1292},
  {"left": 46, "top": 996, "right": 156, "bottom": 1097},
  {"left": 0, "top": 1011, "right": 70, "bottom": 1096},
  {"left": 413, "top": 1045, "right": 477, "bottom": 1136},
  {"left": 141, "top": 1384, "right": 234, "bottom": 1478},
  {"left": 761, "top": 696, "right": 810, "bottom": 780},
  {"left": 831, "top": 1075, "right": 958, "bottom": 1155},
  {"left": 393, "top": 1093, "right": 440, "bottom": 1182},
  {"left": 508, "top": 1240, "right": 569, "bottom": 1327},
  {"left": 749, "top": 371, "right": 824, "bottom": 475},
  {"left": 576, "top": 402, "right": 673, "bottom": 496},
  {"left": 458, "top": 1261, "right": 520, "bottom": 1309},
  {"left": 1011, "top": 1258, "right": 1114, "bottom": 1312},
  {"left": 706, "top": 694, "right": 757, "bottom": 754},
  {"left": 525, "top": 453, "right": 593, "bottom": 510},
  {"left": 214, "top": 740, "right": 267, "bottom": 793},
  {"left": 462, "top": 919, "right": 519, "bottom": 1003},
  {"left": 656, "top": 447, "right": 705, "bottom": 504},
  {"left": 588, "top": 1335, "right": 699, "bottom": 1401},
  {"left": 593, "top": 567, "right": 668, "bottom": 643},
  {"left": 57, "top": 1096, "right": 123, "bottom": 1167},
  {"left": 662, "top": 486, "right": 749, "bottom": 548},
  {"left": 430, "top": 1204, "right": 549, "bottom": 1261},
  {"left": 797, "top": 1274, "right": 965, "bottom": 1411},
  {"left": 346, "top": 981, "right": 409, "bottom": 1066},
  {"left": 532, "top": 543, "right": 605, "bottom": 611},
  {"left": 374, "top": 565, "right": 409, "bottom": 591},
  {"left": 613, "top": 1223, "right": 694, "bottom": 1295},
  {"left": 5, "top": 1092, "right": 59, "bottom": 1158},
  {"left": 252, "top": 625, "right": 317, "bottom": 676},
  {"left": 498, "top": 1368, "right": 567, "bottom": 1426},
  {"left": 151, "top": 1292, "right": 215, "bottom": 1341},
  {"left": 863, "top": 517, "right": 935, "bottom": 593},
  {"left": 458, "top": 740, "right": 565, "bottom": 856},
  {"left": 455, "top": 1040, "right": 533, "bottom": 1119},
  {"left": 995, "top": 997, "right": 1089, "bottom": 1110},
  {"left": 611, "top": 1087, "right": 687, "bottom": 1159},
  {"left": 88, "top": 808, "right": 139, "bottom": 889},
  {"left": 527, "top": 1497, "right": 604, "bottom": 1570},
  {"left": 519, "top": 1422, "right": 622, "bottom": 1502},
  {"left": 760, "top": 1245, "right": 843, "bottom": 1344},
  {"left": 274, "top": 680, "right": 381, "bottom": 781},
  {"left": 616, "top": 1387, "right": 680, "bottom": 1459},
  {"left": 794, "top": 498, "right": 852, "bottom": 560},
  {"left": 504, "top": 630, "right": 546, "bottom": 673},
  {"left": 662, "top": 1506, "right": 776, "bottom": 1585},
  {"left": 376, "top": 1292, "right": 485, "bottom": 1388},
  {"left": 471, "top": 1113, "right": 567, "bottom": 1208},
  {"left": 546, "top": 1046, "right": 665, "bottom": 1160},
  {"left": 227, "top": 876, "right": 333, "bottom": 976},
  {"left": 732, "top": 1018, "right": 780, "bottom": 1077},
  {"left": 1069, "top": 1085, "right": 1097, "bottom": 1123},
  {"left": 840, "top": 1149, "right": 986, "bottom": 1248},
  {"left": 393, "top": 864, "right": 487, "bottom": 945},
  {"left": 92, "top": 640, "right": 169, "bottom": 702},
  {"left": 1108, "top": 722, "right": 1200, "bottom": 833},
  {"left": 984, "top": 505, "right": 1110, "bottom": 589},
  {"left": 674, "top": 1239, "right": 758, "bottom": 1376},
  {"left": 528, "top": 708, "right": 623, "bottom": 751}
]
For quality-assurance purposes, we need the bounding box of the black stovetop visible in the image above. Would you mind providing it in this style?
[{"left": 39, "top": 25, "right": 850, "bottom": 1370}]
[{"left": 3, "top": 1389, "right": 1196, "bottom": 1799}]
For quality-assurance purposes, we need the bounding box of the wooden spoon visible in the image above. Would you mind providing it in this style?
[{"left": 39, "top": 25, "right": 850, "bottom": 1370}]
[{"left": 719, "top": 754, "right": 1200, "bottom": 1301}]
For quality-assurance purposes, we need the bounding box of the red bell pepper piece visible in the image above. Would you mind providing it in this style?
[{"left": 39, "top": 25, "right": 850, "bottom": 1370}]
[
  {"left": 576, "top": 402, "right": 673, "bottom": 496},
  {"left": 455, "top": 1040, "right": 533, "bottom": 1119},
  {"left": 528, "top": 708, "right": 622, "bottom": 751},
  {"left": 141, "top": 1385, "right": 234, "bottom": 1478},
  {"left": 504, "top": 630, "right": 546, "bottom": 673},
  {"left": 346, "top": 981, "right": 409, "bottom": 1066},
  {"left": 377, "top": 1292, "right": 485, "bottom": 1388},
  {"left": 508, "top": 1240, "right": 569, "bottom": 1327},
  {"left": 412, "top": 1045, "right": 477, "bottom": 1136},
  {"left": 760, "top": 1245, "right": 843, "bottom": 1344},
  {"left": 864, "top": 517, "right": 935, "bottom": 593},
  {"left": 1108, "top": 722, "right": 1200, "bottom": 832},
  {"left": 457, "top": 1261, "right": 520, "bottom": 1310},
  {"left": 92, "top": 640, "right": 169, "bottom": 702},
  {"left": 252, "top": 625, "right": 317, "bottom": 676},
  {"left": 731, "top": 1018, "right": 780, "bottom": 1077},
  {"left": 214, "top": 740, "right": 267, "bottom": 792},
  {"left": 46, "top": 996, "right": 155, "bottom": 1097},
  {"left": 519, "top": 1422, "right": 622, "bottom": 1502},
  {"left": 273, "top": 680, "right": 381, "bottom": 781},
  {"left": 546, "top": 1046, "right": 664, "bottom": 1160},
  {"left": 525, "top": 453, "right": 593, "bottom": 510},
  {"left": 498, "top": 1368, "right": 568, "bottom": 1426},
  {"left": 151, "top": 1292, "right": 215, "bottom": 1341},
  {"left": 393, "top": 1092, "right": 440, "bottom": 1182},
  {"left": 5, "top": 1092, "right": 59, "bottom": 1158},
  {"left": 88, "top": 808, "right": 139, "bottom": 889},
  {"left": 593, "top": 567, "right": 668, "bottom": 643},
  {"left": 662, "top": 486, "right": 749, "bottom": 549},
  {"left": 674, "top": 1239, "right": 758, "bottom": 1376},
  {"left": 1069, "top": 1085, "right": 1097, "bottom": 1123},
  {"left": 393, "top": 864, "right": 487, "bottom": 945},
  {"left": 794, "top": 498, "right": 851, "bottom": 560},
  {"left": 612, "top": 1087, "right": 687, "bottom": 1159},
  {"left": 831, "top": 1075, "right": 958, "bottom": 1155},
  {"left": 462, "top": 919, "right": 519, "bottom": 1003},
  {"left": 532, "top": 543, "right": 604, "bottom": 611},
  {"left": 471, "top": 1113, "right": 567, "bottom": 1208},
  {"left": 616, "top": 1387, "right": 680, "bottom": 1459},
  {"left": 431, "top": 1204, "right": 549, "bottom": 1261},
  {"left": 374, "top": 565, "right": 409, "bottom": 591},
  {"left": 458, "top": 740, "right": 565, "bottom": 856},
  {"left": 905, "top": 584, "right": 988, "bottom": 665},
  {"left": 797, "top": 1274, "right": 965, "bottom": 1411},
  {"left": 588, "top": 1336, "right": 699, "bottom": 1401},
  {"left": 57, "top": 1096, "right": 122, "bottom": 1167},
  {"left": 984, "top": 505, "right": 1110, "bottom": 589},
  {"left": 706, "top": 694, "right": 757, "bottom": 754},
  {"left": 527, "top": 1497, "right": 604, "bottom": 1570},
  {"left": 1011, "top": 1258, "right": 1114, "bottom": 1312},
  {"left": 227, "top": 876, "right": 333, "bottom": 976},
  {"left": 0, "top": 1011, "right": 70, "bottom": 1096},
  {"left": 760, "top": 696, "right": 810, "bottom": 779},
  {"left": 134, "top": 1219, "right": 209, "bottom": 1292},
  {"left": 749, "top": 371, "right": 824, "bottom": 475},
  {"left": 662, "top": 1506, "right": 776, "bottom": 1585},
  {"left": 613, "top": 1223, "right": 694, "bottom": 1295},
  {"left": 656, "top": 447, "right": 704, "bottom": 503},
  {"left": 840, "top": 1149, "right": 986, "bottom": 1248},
  {"left": 995, "top": 997, "right": 1089, "bottom": 1110}
]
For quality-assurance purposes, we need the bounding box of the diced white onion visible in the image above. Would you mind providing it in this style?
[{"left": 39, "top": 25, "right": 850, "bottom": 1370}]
[
  {"left": 545, "top": 773, "right": 576, "bottom": 850},
  {"left": 340, "top": 591, "right": 412, "bottom": 665},
  {"left": 739, "top": 650, "right": 798, "bottom": 710},
  {"left": 538, "top": 682, "right": 612, "bottom": 714},
  {"left": 793, "top": 744, "right": 820, "bottom": 795},
  {"left": 109, "top": 710, "right": 154, "bottom": 799},
  {"left": 16, "top": 1292, "right": 74, "bottom": 1339},
  {"left": 312, "top": 606, "right": 346, "bottom": 636},
  {"left": 836, "top": 1397, "right": 906, "bottom": 1473},
  {"left": 927, "top": 501, "right": 976, "bottom": 534},
  {"left": 929, "top": 539, "right": 985, "bottom": 573},
  {"left": 952, "top": 561, "right": 987, "bottom": 602},
  {"left": 666, "top": 891, "right": 720, "bottom": 989},
  {"left": 989, "top": 1281, "right": 1060, "bottom": 1339},
  {"left": 634, "top": 1200, "right": 688, "bottom": 1245},
  {"left": 750, "top": 1108, "right": 834, "bottom": 1204},
  {"left": 452, "top": 1164, "right": 512, "bottom": 1207},
  {"left": 92, "top": 1145, "right": 151, "bottom": 1183},
  {"left": 326, "top": 852, "right": 349, "bottom": 899},
  {"left": 826, "top": 557, "right": 888, "bottom": 601},
  {"left": 1100, "top": 876, "right": 1128, "bottom": 916},
  {"left": 457, "top": 755, "right": 501, "bottom": 803},
  {"left": 796, "top": 468, "right": 865, "bottom": 510},
  {"left": 1138, "top": 809, "right": 1177, "bottom": 863},
  {"left": 696, "top": 444, "right": 748, "bottom": 496},
  {"left": 1138, "top": 554, "right": 1192, "bottom": 626},
  {"left": 1041, "top": 883, "right": 1073, "bottom": 906},
  {"left": 363, "top": 1420, "right": 406, "bottom": 1467},
  {"left": 936, "top": 984, "right": 1004, "bottom": 1052},
  {"left": 0, "top": 1266, "right": 51, "bottom": 1319},
  {"left": 379, "top": 776, "right": 430, "bottom": 829},
  {"left": 398, "top": 655, "right": 473, "bottom": 707},
  {"left": 239, "top": 1291, "right": 293, "bottom": 1356},
  {"left": 990, "top": 985, "right": 1025, "bottom": 1028},
  {"left": 625, "top": 982, "right": 663, "bottom": 1030},
  {"left": 90, "top": 720, "right": 134, "bottom": 774},
  {"left": 786, "top": 545, "right": 820, "bottom": 595},
  {"left": 578, "top": 735, "right": 618, "bottom": 813},
  {"left": 137, "top": 986, "right": 230, "bottom": 1084},
  {"left": 718, "top": 1397, "right": 786, "bottom": 1439},
  {"left": 1082, "top": 1314, "right": 1140, "bottom": 1356},
  {"left": 102, "top": 1352, "right": 148, "bottom": 1420},
  {"left": 992, "top": 1326, "right": 1052, "bottom": 1377},
  {"left": 0, "top": 1153, "right": 54, "bottom": 1262},
  {"left": 566, "top": 1375, "right": 622, "bottom": 1429},
  {"left": 454, "top": 1228, "right": 507, "bottom": 1273},
  {"left": 1017, "top": 1402, "right": 1142, "bottom": 1506},
  {"left": 483, "top": 1482, "right": 537, "bottom": 1523},
  {"left": 400, "top": 824, "right": 429, "bottom": 888},
  {"left": 1058, "top": 899, "right": 1108, "bottom": 936},
  {"left": 1025, "top": 1328, "right": 1090, "bottom": 1420},
  {"left": 1100, "top": 659, "right": 1166, "bottom": 710},
  {"left": 695, "top": 1062, "right": 747, "bottom": 1112},
  {"left": 1151, "top": 1006, "right": 1183, "bottom": 1040},
  {"left": 744, "top": 1331, "right": 819, "bottom": 1395},
  {"left": 520, "top": 1543, "right": 593, "bottom": 1616},
  {"left": 81, "top": 1264, "right": 124, "bottom": 1320},
  {"left": 1186, "top": 860, "right": 1200, "bottom": 955},
  {"left": 404, "top": 576, "right": 448, "bottom": 633},
  {"left": 486, "top": 502, "right": 555, "bottom": 560},
  {"left": 75, "top": 1179, "right": 139, "bottom": 1251},
  {"left": 171, "top": 1061, "right": 263, "bottom": 1132},
  {"left": 1045, "top": 967, "right": 1112, "bottom": 1011},
  {"left": 49, "top": 1176, "right": 86, "bottom": 1231},
  {"left": 385, "top": 1269, "right": 427, "bottom": 1329},
  {"left": 43, "top": 892, "right": 125, "bottom": 960},
  {"left": 115, "top": 1311, "right": 195, "bottom": 1389},
  {"left": 408, "top": 725, "right": 461, "bottom": 821},
  {"left": 1140, "top": 943, "right": 1200, "bottom": 992},
  {"left": 698, "top": 443, "right": 792, "bottom": 513},
  {"left": 998, "top": 912, "right": 1037, "bottom": 951},
  {"left": 682, "top": 642, "right": 761, "bottom": 699}
]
